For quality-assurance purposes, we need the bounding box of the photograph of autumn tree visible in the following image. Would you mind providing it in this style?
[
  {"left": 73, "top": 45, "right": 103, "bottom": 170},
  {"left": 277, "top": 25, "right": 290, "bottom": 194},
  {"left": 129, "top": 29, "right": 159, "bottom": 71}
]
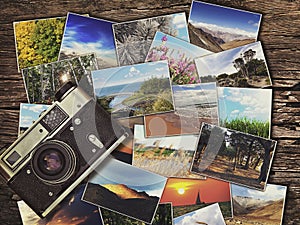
[
  {"left": 188, "top": 1, "right": 261, "bottom": 52},
  {"left": 92, "top": 61, "right": 174, "bottom": 118},
  {"left": 191, "top": 123, "right": 276, "bottom": 190},
  {"left": 195, "top": 42, "right": 272, "bottom": 88},
  {"left": 59, "top": 13, "right": 117, "bottom": 69},
  {"left": 83, "top": 157, "right": 167, "bottom": 224},
  {"left": 113, "top": 12, "right": 189, "bottom": 66},
  {"left": 146, "top": 32, "right": 211, "bottom": 85},
  {"left": 100, "top": 203, "right": 173, "bottom": 225},
  {"left": 22, "top": 53, "right": 98, "bottom": 104},
  {"left": 18, "top": 103, "right": 50, "bottom": 136},
  {"left": 133, "top": 124, "right": 204, "bottom": 179},
  {"left": 160, "top": 177, "right": 232, "bottom": 218},
  {"left": 218, "top": 87, "right": 272, "bottom": 138},
  {"left": 174, "top": 203, "right": 226, "bottom": 225},
  {"left": 14, "top": 17, "right": 66, "bottom": 70},
  {"left": 226, "top": 184, "right": 287, "bottom": 225},
  {"left": 18, "top": 184, "right": 103, "bottom": 225}
]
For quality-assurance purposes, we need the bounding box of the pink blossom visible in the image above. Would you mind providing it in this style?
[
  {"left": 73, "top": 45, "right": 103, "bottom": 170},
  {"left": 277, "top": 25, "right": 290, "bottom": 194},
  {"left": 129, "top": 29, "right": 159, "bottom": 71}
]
[{"left": 161, "top": 35, "right": 168, "bottom": 42}]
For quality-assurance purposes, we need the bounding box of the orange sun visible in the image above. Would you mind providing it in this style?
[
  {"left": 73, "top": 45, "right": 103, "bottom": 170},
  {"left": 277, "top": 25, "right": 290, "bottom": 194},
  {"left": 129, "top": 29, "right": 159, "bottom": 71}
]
[{"left": 177, "top": 188, "right": 185, "bottom": 195}]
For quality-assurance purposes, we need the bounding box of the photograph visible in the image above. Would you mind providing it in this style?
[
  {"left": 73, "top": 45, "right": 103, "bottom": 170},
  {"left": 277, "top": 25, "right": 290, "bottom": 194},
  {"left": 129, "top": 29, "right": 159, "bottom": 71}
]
[
  {"left": 17, "top": 184, "right": 103, "bottom": 225},
  {"left": 22, "top": 53, "right": 98, "bottom": 104},
  {"left": 133, "top": 124, "right": 204, "bottom": 179},
  {"left": 195, "top": 42, "right": 272, "bottom": 88},
  {"left": 100, "top": 203, "right": 173, "bottom": 225},
  {"left": 14, "top": 16, "right": 66, "bottom": 71},
  {"left": 83, "top": 156, "right": 167, "bottom": 224},
  {"left": 174, "top": 203, "right": 226, "bottom": 225},
  {"left": 18, "top": 103, "right": 50, "bottom": 136},
  {"left": 160, "top": 177, "right": 232, "bottom": 218},
  {"left": 92, "top": 61, "right": 174, "bottom": 118},
  {"left": 59, "top": 13, "right": 117, "bottom": 68},
  {"left": 188, "top": 0, "right": 261, "bottom": 52},
  {"left": 113, "top": 12, "right": 189, "bottom": 66},
  {"left": 191, "top": 123, "right": 277, "bottom": 190},
  {"left": 226, "top": 184, "right": 287, "bottom": 225},
  {"left": 217, "top": 87, "right": 272, "bottom": 138},
  {"left": 145, "top": 32, "right": 211, "bottom": 85}
]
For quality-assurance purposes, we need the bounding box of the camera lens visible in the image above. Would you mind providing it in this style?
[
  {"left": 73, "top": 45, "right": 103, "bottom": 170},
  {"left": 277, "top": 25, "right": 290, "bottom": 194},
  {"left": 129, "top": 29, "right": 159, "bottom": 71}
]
[{"left": 32, "top": 141, "right": 76, "bottom": 184}]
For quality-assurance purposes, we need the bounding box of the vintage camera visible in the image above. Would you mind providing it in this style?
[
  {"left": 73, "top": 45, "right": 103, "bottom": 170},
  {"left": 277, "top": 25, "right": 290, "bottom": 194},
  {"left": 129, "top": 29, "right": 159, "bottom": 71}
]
[{"left": 0, "top": 82, "right": 128, "bottom": 218}]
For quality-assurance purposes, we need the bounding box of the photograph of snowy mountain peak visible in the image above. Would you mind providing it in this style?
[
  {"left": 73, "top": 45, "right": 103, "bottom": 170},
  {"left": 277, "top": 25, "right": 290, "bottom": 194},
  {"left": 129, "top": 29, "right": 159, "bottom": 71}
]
[{"left": 188, "top": 0, "right": 261, "bottom": 52}]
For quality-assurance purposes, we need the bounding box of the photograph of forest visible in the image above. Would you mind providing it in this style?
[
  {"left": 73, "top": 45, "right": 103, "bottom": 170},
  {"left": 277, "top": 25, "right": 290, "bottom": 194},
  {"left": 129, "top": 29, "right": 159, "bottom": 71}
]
[
  {"left": 195, "top": 42, "right": 272, "bottom": 88},
  {"left": 174, "top": 203, "right": 226, "bottom": 225},
  {"left": 160, "top": 177, "right": 232, "bottom": 218},
  {"left": 226, "top": 184, "right": 287, "bottom": 225},
  {"left": 18, "top": 103, "right": 50, "bottom": 136},
  {"left": 146, "top": 32, "right": 211, "bottom": 85},
  {"left": 92, "top": 61, "right": 174, "bottom": 118},
  {"left": 83, "top": 157, "right": 167, "bottom": 224},
  {"left": 133, "top": 124, "right": 204, "bottom": 179},
  {"left": 100, "top": 203, "right": 173, "bottom": 225},
  {"left": 191, "top": 123, "right": 277, "bottom": 190},
  {"left": 113, "top": 13, "right": 189, "bottom": 66},
  {"left": 59, "top": 13, "right": 117, "bottom": 69},
  {"left": 14, "top": 16, "right": 66, "bottom": 70},
  {"left": 22, "top": 53, "right": 98, "bottom": 104},
  {"left": 188, "top": 1, "right": 261, "bottom": 52},
  {"left": 217, "top": 87, "right": 272, "bottom": 138},
  {"left": 17, "top": 184, "right": 103, "bottom": 225}
]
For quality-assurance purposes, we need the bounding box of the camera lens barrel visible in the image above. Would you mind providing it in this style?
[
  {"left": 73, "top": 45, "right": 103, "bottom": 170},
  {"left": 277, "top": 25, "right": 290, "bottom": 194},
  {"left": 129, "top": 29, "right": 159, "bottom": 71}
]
[{"left": 31, "top": 141, "right": 76, "bottom": 185}]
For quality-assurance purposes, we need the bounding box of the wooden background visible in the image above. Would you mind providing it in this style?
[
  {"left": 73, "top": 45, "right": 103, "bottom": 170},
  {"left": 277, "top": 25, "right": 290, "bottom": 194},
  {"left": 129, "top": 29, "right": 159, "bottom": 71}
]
[{"left": 0, "top": 0, "right": 299, "bottom": 224}]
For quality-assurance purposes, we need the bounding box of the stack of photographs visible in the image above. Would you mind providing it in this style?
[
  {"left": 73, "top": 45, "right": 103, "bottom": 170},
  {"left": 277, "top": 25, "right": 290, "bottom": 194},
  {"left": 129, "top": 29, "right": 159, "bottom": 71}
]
[{"left": 13, "top": 1, "right": 286, "bottom": 225}]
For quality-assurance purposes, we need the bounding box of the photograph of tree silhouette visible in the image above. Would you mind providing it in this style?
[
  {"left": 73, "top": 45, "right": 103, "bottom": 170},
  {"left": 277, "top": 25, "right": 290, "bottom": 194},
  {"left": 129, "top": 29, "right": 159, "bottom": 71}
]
[
  {"left": 14, "top": 17, "right": 66, "bottom": 70},
  {"left": 195, "top": 42, "right": 271, "bottom": 88},
  {"left": 22, "top": 53, "right": 98, "bottom": 104},
  {"left": 191, "top": 123, "right": 276, "bottom": 190},
  {"left": 92, "top": 61, "right": 174, "bottom": 118},
  {"left": 113, "top": 13, "right": 189, "bottom": 66}
]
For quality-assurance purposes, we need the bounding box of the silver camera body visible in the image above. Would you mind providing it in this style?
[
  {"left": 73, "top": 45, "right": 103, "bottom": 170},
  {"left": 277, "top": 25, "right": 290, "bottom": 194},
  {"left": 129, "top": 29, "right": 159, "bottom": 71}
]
[{"left": 0, "top": 82, "right": 128, "bottom": 217}]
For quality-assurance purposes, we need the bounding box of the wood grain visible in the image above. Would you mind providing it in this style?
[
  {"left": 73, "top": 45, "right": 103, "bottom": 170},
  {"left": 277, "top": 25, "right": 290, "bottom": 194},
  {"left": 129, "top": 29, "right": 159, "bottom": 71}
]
[{"left": 0, "top": 0, "right": 299, "bottom": 224}]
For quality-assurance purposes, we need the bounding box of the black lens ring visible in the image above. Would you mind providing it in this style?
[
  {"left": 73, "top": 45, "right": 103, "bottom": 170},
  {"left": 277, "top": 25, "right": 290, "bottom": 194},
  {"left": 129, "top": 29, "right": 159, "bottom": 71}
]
[{"left": 31, "top": 140, "right": 76, "bottom": 184}]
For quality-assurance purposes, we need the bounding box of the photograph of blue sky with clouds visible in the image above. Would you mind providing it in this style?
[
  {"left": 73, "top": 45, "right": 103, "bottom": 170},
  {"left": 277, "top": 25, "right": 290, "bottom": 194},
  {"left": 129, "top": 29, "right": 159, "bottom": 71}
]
[{"left": 59, "top": 13, "right": 117, "bottom": 68}]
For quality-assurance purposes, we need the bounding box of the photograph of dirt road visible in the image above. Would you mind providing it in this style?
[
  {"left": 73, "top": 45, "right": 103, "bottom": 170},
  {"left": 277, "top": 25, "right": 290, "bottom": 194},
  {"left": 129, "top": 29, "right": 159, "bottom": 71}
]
[{"left": 191, "top": 123, "right": 276, "bottom": 190}]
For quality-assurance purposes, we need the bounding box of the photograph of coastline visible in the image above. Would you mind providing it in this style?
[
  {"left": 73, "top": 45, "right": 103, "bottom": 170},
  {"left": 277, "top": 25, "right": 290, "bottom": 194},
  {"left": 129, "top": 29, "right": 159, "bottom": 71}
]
[
  {"left": 188, "top": 0, "right": 261, "bottom": 52},
  {"left": 92, "top": 61, "right": 174, "bottom": 118},
  {"left": 191, "top": 123, "right": 276, "bottom": 190},
  {"left": 113, "top": 12, "right": 189, "bottom": 66}
]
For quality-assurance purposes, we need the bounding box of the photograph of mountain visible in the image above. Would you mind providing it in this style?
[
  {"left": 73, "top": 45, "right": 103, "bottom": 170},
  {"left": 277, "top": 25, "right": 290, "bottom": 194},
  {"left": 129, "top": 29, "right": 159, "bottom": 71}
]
[
  {"left": 59, "top": 13, "right": 117, "bottom": 68},
  {"left": 83, "top": 157, "right": 167, "bottom": 224},
  {"left": 14, "top": 16, "right": 66, "bottom": 71},
  {"left": 191, "top": 123, "right": 277, "bottom": 190},
  {"left": 195, "top": 42, "right": 272, "bottom": 88},
  {"left": 92, "top": 61, "right": 174, "bottom": 118},
  {"left": 18, "top": 103, "right": 50, "bottom": 136},
  {"left": 18, "top": 184, "right": 103, "bottom": 225},
  {"left": 113, "top": 12, "right": 189, "bottom": 66},
  {"left": 218, "top": 87, "right": 272, "bottom": 138},
  {"left": 100, "top": 203, "right": 173, "bottom": 225},
  {"left": 146, "top": 32, "right": 211, "bottom": 85},
  {"left": 226, "top": 184, "right": 287, "bottom": 225},
  {"left": 133, "top": 124, "right": 204, "bottom": 179},
  {"left": 22, "top": 53, "right": 98, "bottom": 103},
  {"left": 174, "top": 203, "right": 226, "bottom": 225},
  {"left": 188, "top": 1, "right": 261, "bottom": 52},
  {"left": 160, "top": 177, "right": 232, "bottom": 218}
]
